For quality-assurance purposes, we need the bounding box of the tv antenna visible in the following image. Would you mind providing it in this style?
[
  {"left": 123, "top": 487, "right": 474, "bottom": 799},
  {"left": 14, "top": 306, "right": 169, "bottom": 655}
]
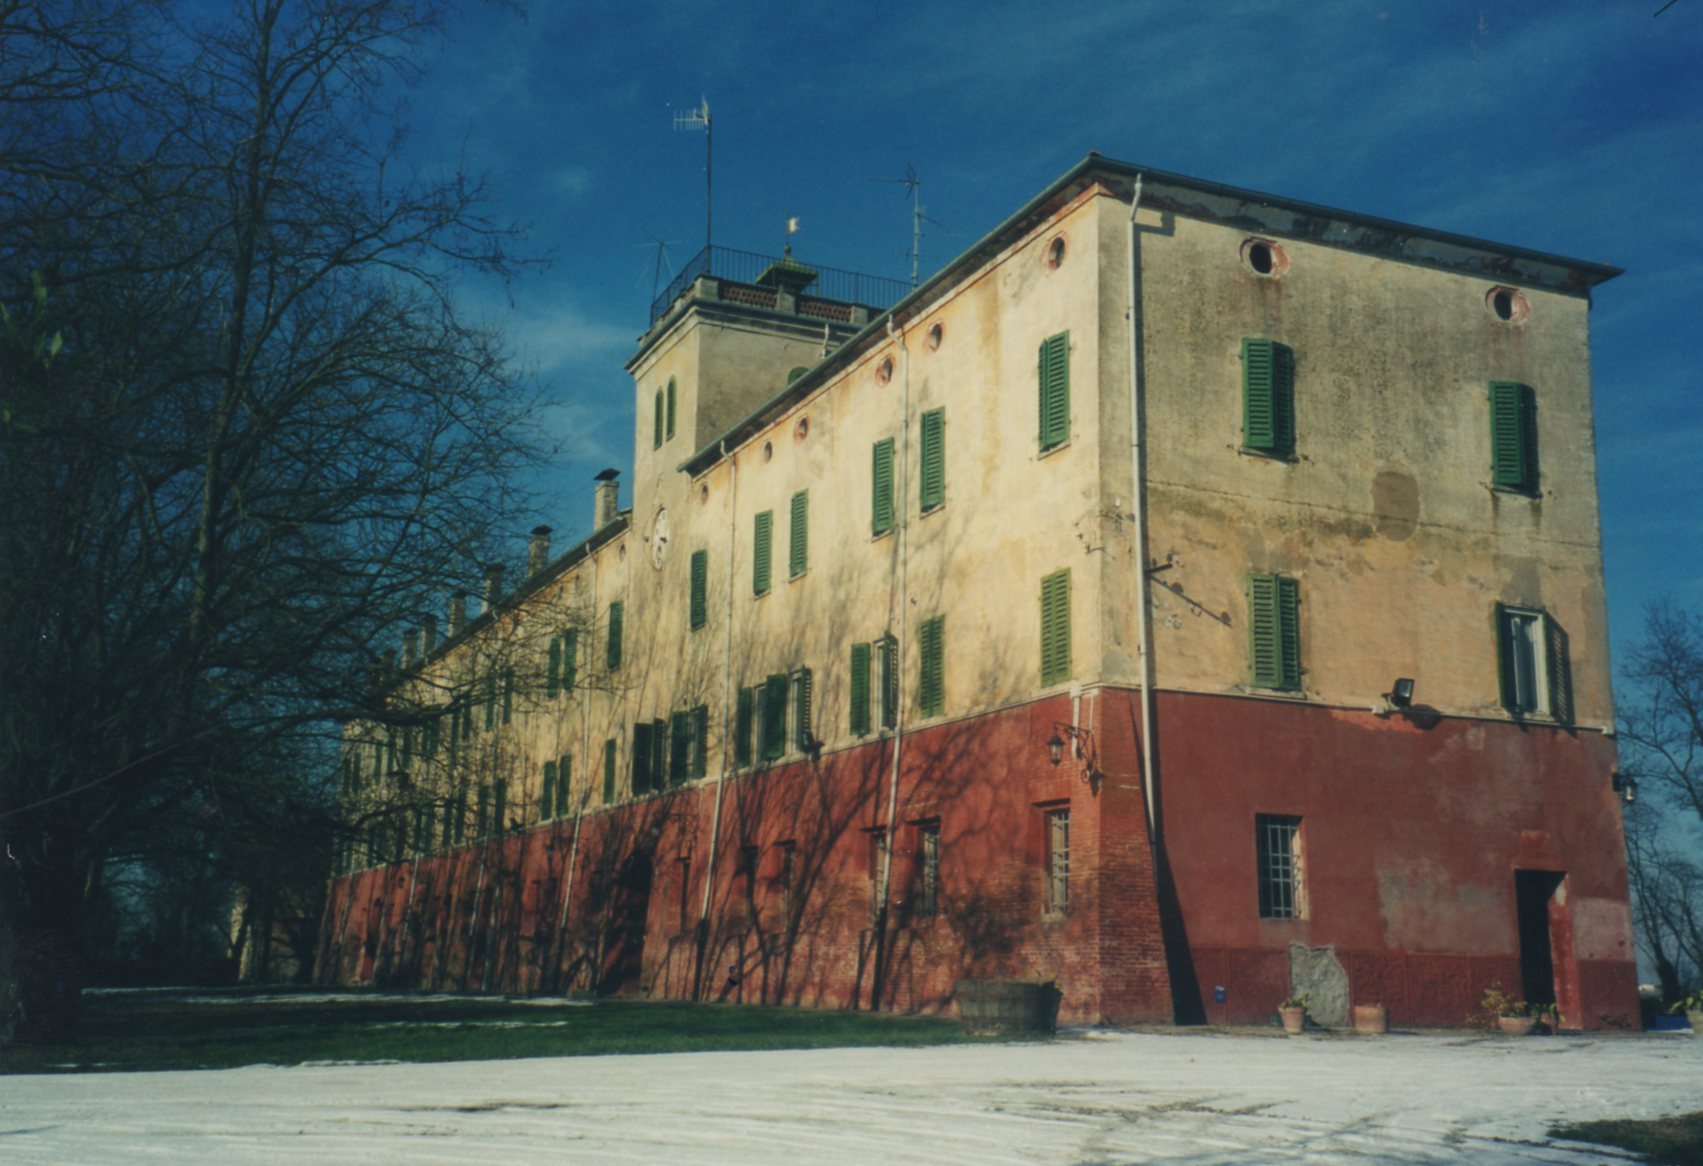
[
  {"left": 872, "top": 165, "right": 941, "bottom": 285},
  {"left": 636, "top": 238, "right": 680, "bottom": 300},
  {"left": 672, "top": 98, "right": 713, "bottom": 254}
]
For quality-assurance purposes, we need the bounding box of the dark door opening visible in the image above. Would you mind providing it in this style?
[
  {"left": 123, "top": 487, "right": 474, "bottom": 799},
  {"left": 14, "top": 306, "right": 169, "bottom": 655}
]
[
  {"left": 600, "top": 852, "right": 654, "bottom": 995},
  {"left": 1515, "top": 869, "right": 1564, "bottom": 1007}
]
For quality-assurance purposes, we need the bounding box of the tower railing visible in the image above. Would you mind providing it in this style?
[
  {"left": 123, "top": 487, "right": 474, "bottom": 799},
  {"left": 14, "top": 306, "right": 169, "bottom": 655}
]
[{"left": 649, "top": 246, "right": 911, "bottom": 327}]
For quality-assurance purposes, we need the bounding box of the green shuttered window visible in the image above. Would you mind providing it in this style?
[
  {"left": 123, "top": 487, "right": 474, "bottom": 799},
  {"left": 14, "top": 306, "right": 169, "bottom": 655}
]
[
  {"left": 556, "top": 754, "right": 571, "bottom": 817},
  {"left": 632, "top": 721, "right": 655, "bottom": 795},
  {"left": 871, "top": 438, "right": 895, "bottom": 535},
  {"left": 919, "top": 408, "right": 945, "bottom": 511},
  {"left": 753, "top": 511, "right": 772, "bottom": 595},
  {"left": 562, "top": 629, "right": 578, "bottom": 692},
  {"left": 691, "top": 705, "right": 708, "bottom": 778},
  {"left": 665, "top": 378, "right": 676, "bottom": 440},
  {"left": 1494, "top": 603, "right": 1572, "bottom": 723},
  {"left": 762, "top": 674, "right": 789, "bottom": 760},
  {"left": 1039, "top": 332, "right": 1070, "bottom": 450},
  {"left": 670, "top": 711, "right": 691, "bottom": 786},
  {"left": 789, "top": 490, "right": 809, "bottom": 578},
  {"left": 918, "top": 615, "right": 945, "bottom": 718},
  {"left": 735, "top": 687, "right": 755, "bottom": 767},
  {"left": 1241, "top": 338, "right": 1295, "bottom": 457},
  {"left": 791, "top": 668, "right": 813, "bottom": 751},
  {"left": 1247, "top": 573, "right": 1301, "bottom": 691},
  {"left": 689, "top": 549, "right": 708, "bottom": 630},
  {"left": 606, "top": 602, "right": 624, "bottom": 670},
  {"left": 1040, "top": 568, "right": 1071, "bottom": 686},
  {"left": 879, "top": 635, "right": 899, "bottom": 729},
  {"left": 547, "top": 638, "right": 562, "bottom": 699},
  {"left": 541, "top": 761, "right": 556, "bottom": 820},
  {"left": 603, "top": 739, "right": 616, "bottom": 803},
  {"left": 653, "top": 390, "right": 663, "bottom": 449},
  {"left": 1489, "top": 381, "right": 1539, "bottom": 493},
  {"left": 849, "top": 642, "right": 872, "bottom": 736}
]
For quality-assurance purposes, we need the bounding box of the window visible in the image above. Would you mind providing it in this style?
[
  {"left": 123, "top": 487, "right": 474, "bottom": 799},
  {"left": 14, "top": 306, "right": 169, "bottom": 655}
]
[
  {"left": 1489, "top": 381, "right": 1539, "bottom": 494},
  {"left": 547, "top": 638, "right": 562, "bottom": 699},
  {"left": 1256, "top": 814, "right": 1304, "bottom": 919},
  {"left": 606, "top": 601, "right": 624, "bottom": 670},
  {"left": 753, "top": 510, "right": 773, "bottom": 595},
  {"left": 653, "top": 389, "right": 663, "bottom": 449},
  {"left": 542, "top": 760, "right": 556, "bottom": 819},
  {"left": 666, "top": 378, "right": 676, "bottom": 440},
  {"left": 602, "top": 739, "right": 616, "bottom": 804},
  {"left": 791, "top": 668, "right": 813, "bottom": 752},
  {"left": 871, "top": 438, "right": 895, "bottom": 535},
  {"left": 632, "top": 721, "right": 656, "bottom": 796},
  {"left": 492, "top": 779, "right": 507, "bottom": 834},
  {"left": 1242, "top": 338, "right": 1295, "bottom": 457},
  {"left": 919, "top": 407, "right": 945, "bottom": 511},
  {"left": 556, "top": 753, "right": 571, "bottom": 817},
  {"left": 690, "top": 549, "right": 708, "bottom": 630},
  {"left": 849, "top": 642, "right": 872, "bottom": 736},
  {"left": 1038, "top": 331, "right": 1070, "bottom": 450},
  {"left": 789, "top": 490, "right": 809, "bottom": 578},
  {"left": 1040, "top": 568, "right": 1071, "bottom": 686},
  {"left": 868, "top": 829, "right": 889, "bottom": 920},
  {"left": 734, "top": 686, "right": 755, "bottom": 767},
  {"left": 690, "top": 705, "right": 708, "bottom": 778},
  {"left": 914, "top": 822, "right": 940, "bottom": 919},
  {"left": 669, "top": 710, "right": 691, "bottom": 786},
  {"left": 761, "top": 673, "right": 788, "bottom": 761},
  {"left": 562, "top": 629, "right": 578, "bottom": 692},
  {"left": 1495, "top": 604, "right": 1573, "bottom": 721},
  {"left": 878, "top": 635, "right": 899, "bottom": 730},
  {"left": 1247, "top": 573, "right": 1301, "bottom": 691},
  {"left": 918, "top": 615, "right": 945, "bottom": 718},
  {"left": 1044, "top": 807, "right": 1070, "bottom": 916}
]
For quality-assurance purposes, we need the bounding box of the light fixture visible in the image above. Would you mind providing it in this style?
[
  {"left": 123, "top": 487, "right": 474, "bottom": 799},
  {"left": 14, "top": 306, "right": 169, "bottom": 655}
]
[
  {"left": 1045, "top": 733, "right": 1067, "bottom": 767},
  {"left": 801, "top": 729, "right": 823, "bottom": 761},
  {"left": 1612, "top": 770, "right": 1637, "bottom": 805},
  {"left": 1387, "top": 678, "right": 1416, "bottom": 709}
]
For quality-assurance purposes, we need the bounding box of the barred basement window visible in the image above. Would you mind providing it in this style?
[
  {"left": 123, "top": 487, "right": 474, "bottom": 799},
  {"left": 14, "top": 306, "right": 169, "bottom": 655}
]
[
  {"left": 1256, "top": 814, "right": 1304, "bottom": 919},
  {"left": 915, "top": 821, "right": 940, "bottom": 919},
  {"left": 1044, "top": 807, "right": 1070, "bottom": 916}
]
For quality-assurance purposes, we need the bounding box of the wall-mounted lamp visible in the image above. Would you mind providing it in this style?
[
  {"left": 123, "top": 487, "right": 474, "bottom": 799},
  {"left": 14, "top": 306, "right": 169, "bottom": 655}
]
[
  {"left": 801, "top": 729, "right": 823, "bottom": 762},
  {"left": 1612, "top": 770, "right": 1637, "bottom": 805},
  {"left": 1386, "top": 678, "right": 1416, "bottom": 709},
  {"left": 1045, "top": 732, "right": 1068, "bottom": 767},
  {"left": 1044, "top": 723, "right": 1096, "bottom": 782}
]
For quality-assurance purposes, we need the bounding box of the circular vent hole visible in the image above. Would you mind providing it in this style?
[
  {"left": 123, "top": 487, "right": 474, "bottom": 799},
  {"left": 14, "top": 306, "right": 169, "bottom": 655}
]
[
  {"left": 1486, "top": 286, "right": 1530, "bottom": 323},
  {"left": 1046, "top": 236, "right": 1067, "bottom": 269}
]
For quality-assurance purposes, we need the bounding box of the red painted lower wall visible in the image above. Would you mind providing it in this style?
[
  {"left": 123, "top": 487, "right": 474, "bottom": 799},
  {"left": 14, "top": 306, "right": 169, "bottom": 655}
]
[{"left": 315, "top": 687, "right": 1639, "bottom": 1030}]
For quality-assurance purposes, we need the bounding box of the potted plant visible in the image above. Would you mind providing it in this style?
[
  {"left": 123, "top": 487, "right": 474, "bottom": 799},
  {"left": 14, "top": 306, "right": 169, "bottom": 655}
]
[
  {"left": 1670, "top": 988, "right": 1703, "bottom": 1034},
  {"left": 1480, "top": 985, "right": 1556, "bottom": 1035},
  {"left": 1351, "top": 1002, "right": 1388, "bottom": 1035},
  {"left": 1278, "top": 994, "right": 1308, "bottom": 1035}
]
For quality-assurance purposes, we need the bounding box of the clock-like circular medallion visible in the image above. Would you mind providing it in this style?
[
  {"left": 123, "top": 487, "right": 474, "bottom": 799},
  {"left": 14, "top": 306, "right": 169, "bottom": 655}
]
[{"left": 648, "top": 507, "right": 670, "bottom": 570}]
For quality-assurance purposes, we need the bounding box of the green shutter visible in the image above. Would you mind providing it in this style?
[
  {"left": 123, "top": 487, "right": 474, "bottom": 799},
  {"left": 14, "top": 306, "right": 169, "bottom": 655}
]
[
  {"left": 606, "top": 602, "right": 623, "bottom": 670},
  {"left": 1545, "top": 612, "right": 1573, "bottom": 724},
  {"left": 632, "top": 721, "right": 654, "bottom": 795},
  {"left": 789, "top": 490, "right": 809, "bottom": 578},
  {"left": 872, "top": 438, "right": 895, "bottom": 535},
  {"left": 792, "top": 668, "right": 813, "bottom": 750},
  {"left": 563, "top": 629, "right": 578, "bottom": 692},
  {"left": 547, "top": 638, "right": 561, "bottom": 699},
  {"left": 879, "top": 636, "right": 899, "bottom": 729},
  {"left": 603, "top": 739, "right": 616, "bottom": 803},
  {"left": 653, "top": 390, "right": 663, "bottom": 449},
  {"left": 483, "top": 672, "right": 496, "bottom": 730},
  {"left": 670, "top": 710, "right": 691, "bottom": 785},
  {"left": 1248, "top": 573, "right": 1301, "bottom": 690},
  {"left": 920, "top": 408, "right": 945, "bottom": 510},
  {"left": 690, "top": 549, "right": 708, "bottom": 629},
  {"left": 1040, "top": 569, "right": 1071, "bottom": 686},
  {"left": 762, "top": 674, "right": 788, "bottom": 760},
  {"left": 754, "top": 511, "right": 772, "bottom": 594},
  {"left": 735, "top": 686, "right": 755, "bottom": 767},
  {"left": 850, "top": 642, "right": 872, "bottom": 736},
  {"left": 1242, "top": 338, "right": 1295, "bottom": 456},
  {"left": 557, "top": 754, "right": 571, "bottom": 816},
  {"left": 1490, "top": 381, "right": 1538, "bottom": 492},
  {"left": 919, "top": 615, "right": 945, "bottom": 717},
  {"left": 666, "top": 378, "right": 676, "bottom": 439},
  {"left": 1039, "top": 332, "right": 1070, "bottom": 449},
  {"left": 1493, "top": 603, "right": 1515, "bottom": 711},
  {"left": 541, "top": 761, "right": 556, "bottom": 820},
  {"left": 691, "top": 705, "right": 709, "bottom": 778}
]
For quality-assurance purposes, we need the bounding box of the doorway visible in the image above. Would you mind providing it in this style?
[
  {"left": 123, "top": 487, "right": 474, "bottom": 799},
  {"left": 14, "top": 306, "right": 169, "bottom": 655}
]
[
  {"left": 1514, "top": 869, "right": 1565, "bottom": 1007},
  {"left": 600, "top": 851, "right": 654, "bottom": 995}
]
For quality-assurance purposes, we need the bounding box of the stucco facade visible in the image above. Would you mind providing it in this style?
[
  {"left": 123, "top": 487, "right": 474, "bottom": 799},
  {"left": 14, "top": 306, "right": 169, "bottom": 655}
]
[{"left": 317, "top": 158, "right": 1638, "bottom": 1029}]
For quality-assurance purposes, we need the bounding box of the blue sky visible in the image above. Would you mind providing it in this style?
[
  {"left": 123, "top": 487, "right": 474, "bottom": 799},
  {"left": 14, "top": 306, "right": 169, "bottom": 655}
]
[{"left": 402, "top": 0, "right": 1701, "bottom": 669}]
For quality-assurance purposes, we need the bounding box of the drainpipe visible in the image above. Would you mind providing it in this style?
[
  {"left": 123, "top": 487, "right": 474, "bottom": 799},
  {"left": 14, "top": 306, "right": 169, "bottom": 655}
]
[
  {"left": 694, "top": 440, "right": 738, "bottom": 1000},
  {"left": 872, "top": 316, "right": 911, "bottom": 1012},
  {"left": 1127, "top": 177, "right": 1159, "bottom": 850}
]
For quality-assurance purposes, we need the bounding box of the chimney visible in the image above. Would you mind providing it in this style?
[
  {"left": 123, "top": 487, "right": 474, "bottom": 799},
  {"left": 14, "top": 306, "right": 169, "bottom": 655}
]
[
  {"left": 528, "top": 525, "right": 553, "bottom": 576},
  {"left": 447, "top": 592, "right": 467, "bottom": 637},
  {"left": 482, "top": 564, "right": 505, "bottom": 614},
  {"left": 402, "top": 628, "right": 420, "bottom": 669},
  {"left": 594, "top": 468, "right": 620, "bottom": 530},
  {"left": 381, "top": 648, "right": 397, "bottom": 680},
  {"left": 420, "top": 613, "right": 438, "bottom": 655}
]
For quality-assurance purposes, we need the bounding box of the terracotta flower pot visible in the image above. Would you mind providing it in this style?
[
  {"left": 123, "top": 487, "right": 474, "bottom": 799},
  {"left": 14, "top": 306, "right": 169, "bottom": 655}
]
[
  {"left": 1687, "top": 1010, "right": 1703, "bottom": 1035},
  {"left": 1497, "top": 1015, "right": 1538, "bottom": 1036},
  {"left": 1279, "top": 1006, "right": 1305, "bottom": 1035},
  {"left": 1352, "top": 1004, "right": 1388, "bottom": 1035}
]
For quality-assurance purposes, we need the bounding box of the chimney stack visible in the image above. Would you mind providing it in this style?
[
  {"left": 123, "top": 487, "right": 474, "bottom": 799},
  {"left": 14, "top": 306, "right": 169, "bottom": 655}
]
[
  {"left": 402, "top": 628, "right": 420, "bottom": 669},
  {"left": 482, "top": 564, "right": 505, "bottom": 614},
  {"left": 594, "top": 468, "right": 620, "bottom": 530},
  {"left": 528, "top": 525, "right": 553, "bottom": 576},
  {"left": 420, "top": 613, "right": 438, "bottom": 655},
  {"left": 447, "top": 592, "right": 467, "bottom": 638}
]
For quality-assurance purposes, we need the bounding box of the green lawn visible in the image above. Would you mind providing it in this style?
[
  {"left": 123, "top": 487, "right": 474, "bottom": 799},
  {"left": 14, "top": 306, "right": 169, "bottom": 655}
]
[
  {"left": 1552, "top": 1113, "right": 1703, "bottom": 1166},
  {"left": 1, "top": 988, "right": 995, "bottom": 1074}
]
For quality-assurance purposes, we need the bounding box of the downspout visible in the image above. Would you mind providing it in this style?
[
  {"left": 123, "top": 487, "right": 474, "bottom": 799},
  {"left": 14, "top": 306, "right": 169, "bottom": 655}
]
[
  {"left": 872, "top": 316, "right": 910, "bottom": 1011},
  {"left": 694, "top": 440, "right": 738, "bottom": 1000},
  {"left": 1127, "top": 177, "right": 1159, "bottom": 851}
]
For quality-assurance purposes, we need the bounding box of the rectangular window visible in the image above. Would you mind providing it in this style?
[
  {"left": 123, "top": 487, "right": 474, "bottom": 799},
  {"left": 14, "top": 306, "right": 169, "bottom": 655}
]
[
  {"left": 666, "top": 378, "right": 676, "bottom": 440},
  {"left": 1040, "top": 568, "right": 1071, "bottom": 686},
  {"left": 541, "top": 760, "right": 556, "bottom": 820},
  {"left": 915, "top": 821, "right": 940, "bottom": 919},
  {"left": 1496, "top": 603, "right": 1573, "bottom": 721},
  {"left": 1256, "top": 814, "right": 1304, "bottom": 919},
  {"left": 492, "top": 779, "right": 507, "bottom": 834},
  {"left": 734, "top": 686, "right": 755, "bottom": 768},
  {"left": 547, "top": 638, "right": 562, "bottom": 699},
  {"left": 690, "top": 705, "right": 709, "bottom": 779},
  {"left": 563, "top": 629, "right": 578, "bottom": 692},
  {"left": 653, "top": 389, "right": 663, "bottom": 449},
  {"left": 1247, "top": 573, "right": 1301, "bottom": 691},
  {"left": 868, "top": 829, "right": 889, "bottom": 921},
  {"left": 871, "top": 438, "right": 895, "bottom": 535},
  {"left": 878, "top": 635, "right": 899, "bottom": 730},
  {"left": 1489, "top": 380, "right": 1539, "bottom": 493},
  {"left": 606, "top": 601, "right": 624, "bottom": 670},
  {"left": 670, "top": 709, "right": 691, "bottom": 786},
  {"left": 1242, "top": 338, "right": 1296, "bottom": 457},
  {"left": 789, "top": 490, "right": 809, "bottom": 578},
  {"left": 602, "top": 739, "right": 616, "bottom": 804},
  {"left": 482, "top": 672, "right": 496, "bottom": 731},
  {"left": 791, "top": 667, "right": 813, "bottom": 752},
  {"left": 1038, "top": 331, "right": 1070, "bottom": 450},
  {"left": 753, "top": 511, "right": 773, "bottom": 595},
  {"left": 918, "top": 615, "right": 945, "bottom": 718},
  {"left": 689, "top": 549, "right": 708, "bottom": 630},
  {"left": 849, "top": 642, "right": 871, "bottom": 736},
  {"left": 919, "top": 407, "right": 945, "bottom": 511},
  {"left": 1045, "top": 807, "right": 1070, "bottom": 916},
  {"left": 632, "top": 719, "right": 655, "bottom": 795},
  {"left": 556, "top": 754, "right": 571, "bottom": 818},
  {"left": 761, "top": 673, "right": 788, "bottom": 761}
]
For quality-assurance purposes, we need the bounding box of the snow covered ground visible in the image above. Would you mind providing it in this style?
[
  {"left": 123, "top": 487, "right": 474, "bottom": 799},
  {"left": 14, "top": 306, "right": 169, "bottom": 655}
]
[{"left": 2, "top": 1028, "right": 1697, "bottom": 1164}]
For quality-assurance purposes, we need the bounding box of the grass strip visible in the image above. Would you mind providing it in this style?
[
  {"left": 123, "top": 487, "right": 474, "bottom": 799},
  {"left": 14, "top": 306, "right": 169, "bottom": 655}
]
[{"left": 1552, "top": 1113, "right": 1703, "bottom": 1166}]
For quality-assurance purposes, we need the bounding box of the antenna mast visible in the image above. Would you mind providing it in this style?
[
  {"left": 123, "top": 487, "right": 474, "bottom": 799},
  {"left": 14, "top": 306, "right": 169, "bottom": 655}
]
[
  {"left": 673, "top": 98, "right": 713, "bottom": 254},
  {"left": 873, "top": 165, "right": 923, "bottom": 285}
]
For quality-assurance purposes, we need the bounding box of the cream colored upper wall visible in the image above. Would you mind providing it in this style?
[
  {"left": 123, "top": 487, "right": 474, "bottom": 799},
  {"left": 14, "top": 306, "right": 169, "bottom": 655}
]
[{"left": 1112, "top": 206, "right": 1609, "bottom": 725}]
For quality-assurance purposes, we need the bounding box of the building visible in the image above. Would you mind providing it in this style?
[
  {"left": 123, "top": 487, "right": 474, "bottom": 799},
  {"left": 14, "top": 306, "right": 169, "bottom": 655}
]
[{"left": 315, "top": 156, "right": 1640, "bottom": 1029}]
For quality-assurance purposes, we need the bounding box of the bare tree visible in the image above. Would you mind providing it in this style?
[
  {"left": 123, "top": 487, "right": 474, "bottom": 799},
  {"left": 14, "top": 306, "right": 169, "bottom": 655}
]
[{"left": 0, "top": 0, "right": 539, "bottom": 1043}]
